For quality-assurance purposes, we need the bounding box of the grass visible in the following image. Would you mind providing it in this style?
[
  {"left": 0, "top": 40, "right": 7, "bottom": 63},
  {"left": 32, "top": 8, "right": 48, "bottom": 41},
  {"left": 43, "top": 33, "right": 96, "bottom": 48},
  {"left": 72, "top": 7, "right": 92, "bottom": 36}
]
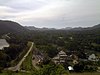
[
  {"left": 21, "top": 51, "right": 33, "bottom": 71},
  {"left": 10, "top": 42, "right": 31, "bottom": 66},
  {"left": 0, "top": 42, "right": 36, "bottom": 75},
  {"left": 70, "top": 72, "right": 100, "bottom": 75},
  {"left": 0, "top": 71, "right": 31, "bottom": 75},
  {"left": 1, "top": 71, "right": 99, "bottom": 75},
  {"left": 20, "top": 42, "right": 35, "bottom": 71}
]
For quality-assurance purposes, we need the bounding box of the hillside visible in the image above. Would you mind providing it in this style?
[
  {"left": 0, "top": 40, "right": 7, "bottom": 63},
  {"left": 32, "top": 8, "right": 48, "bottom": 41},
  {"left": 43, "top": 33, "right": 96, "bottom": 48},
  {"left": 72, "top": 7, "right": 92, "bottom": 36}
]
[
  {"left": 0, "top": 20, "right": 28, "bottom": 35},
  {"left": 89, "top": 24, "right": 100, "bottom": 30}
]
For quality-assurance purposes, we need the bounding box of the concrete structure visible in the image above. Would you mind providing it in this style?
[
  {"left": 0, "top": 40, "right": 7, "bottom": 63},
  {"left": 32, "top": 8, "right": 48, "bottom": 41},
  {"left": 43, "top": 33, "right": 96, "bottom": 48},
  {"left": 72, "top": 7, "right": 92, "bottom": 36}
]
[
  {"left": 0, "top": 39, "right": 9, "bottom": 50},
  {"left": 53, "top": 50, "right": 67, "bottom": 64},
  {"left": 88, "top": 54, "right": 99, "bottom": 61}
]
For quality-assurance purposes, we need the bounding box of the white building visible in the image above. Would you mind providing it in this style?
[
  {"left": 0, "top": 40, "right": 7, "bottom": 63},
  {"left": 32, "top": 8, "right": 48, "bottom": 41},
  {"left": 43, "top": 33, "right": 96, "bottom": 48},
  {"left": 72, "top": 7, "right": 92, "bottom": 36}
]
[
  {"left": 88, "top": 54, "right": 99, "bottom": 61},
  {"left": 0, "top": 39, "right": 10, "bottom": 50}
]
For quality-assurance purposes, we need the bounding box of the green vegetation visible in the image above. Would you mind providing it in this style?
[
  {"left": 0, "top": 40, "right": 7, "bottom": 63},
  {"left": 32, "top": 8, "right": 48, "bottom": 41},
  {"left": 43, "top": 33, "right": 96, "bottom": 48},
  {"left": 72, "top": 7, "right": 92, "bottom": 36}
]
[
  {"left": 73, "top": 61, "right": 98, "bottom": 72},
  {"left": 10, "top": 42, "right": 33, "bottom": 67},
  {"left": 0, "top": 71, "right": 99, "bottom": 75},
  {"left": 10, "top": 43, "right": 30, "bottom": 66},
  {"left": 0, "top": 35, "right": 27, "bottom": 69},
  {"left": 0, "top": 21, "right": 100, "bottom": 74},
  {"left": 21, "top": 43, "right": 34, "bottom": 71},
  {"left": 37, "top": 64, "right": 69, "bottom": 75},
  {"left": 70, "top": 72, "right": 100, "bottom": 75},
  {"left": 0, "top": 70, "right": 31, "bottom": 75},
  {"left": 0, "top": 64, "right": 69, "bottom": 75}
]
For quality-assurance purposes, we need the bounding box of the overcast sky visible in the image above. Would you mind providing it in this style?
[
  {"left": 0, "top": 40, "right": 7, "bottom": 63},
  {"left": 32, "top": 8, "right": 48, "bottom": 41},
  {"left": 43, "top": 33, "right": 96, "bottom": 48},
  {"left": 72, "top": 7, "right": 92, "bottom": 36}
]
[{"left": 0, "top": 0, "right": 100, "bottom": 28}]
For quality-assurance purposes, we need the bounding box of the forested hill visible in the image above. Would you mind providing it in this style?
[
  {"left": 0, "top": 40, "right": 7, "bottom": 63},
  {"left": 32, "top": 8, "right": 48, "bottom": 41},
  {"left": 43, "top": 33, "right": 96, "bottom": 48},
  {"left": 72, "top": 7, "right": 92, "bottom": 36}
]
[
  {"left": 87, "top": 24, "right": 100, "bottom": 32},
  {"left": 82, "top": 24, "right": 100, "bottom": 35},
  {"left": 0, "top": 20, "right": 28, "bottom": 35},
  {"left": 90, "top": 24, "right": 100, "bottom": 29},
  {"left": 67, "top": 24, "right": 100, "bottom": 31}
]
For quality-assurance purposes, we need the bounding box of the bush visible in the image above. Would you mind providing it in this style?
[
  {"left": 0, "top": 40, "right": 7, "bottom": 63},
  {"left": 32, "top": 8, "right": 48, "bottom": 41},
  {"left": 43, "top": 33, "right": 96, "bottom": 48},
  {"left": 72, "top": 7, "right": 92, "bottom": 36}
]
[
  {"left": 84, "top": 65, "right": 98, "bottom": 72},
  {"left": 73, "top": 63, "right": 84, "bottom": 72}
]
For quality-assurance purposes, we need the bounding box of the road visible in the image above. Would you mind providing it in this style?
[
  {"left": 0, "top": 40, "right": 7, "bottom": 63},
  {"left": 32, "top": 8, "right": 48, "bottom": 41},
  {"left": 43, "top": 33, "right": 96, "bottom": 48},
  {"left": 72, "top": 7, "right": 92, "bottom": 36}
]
[{"left": 6, "top": 42, "right": 34, "bottom": 71}]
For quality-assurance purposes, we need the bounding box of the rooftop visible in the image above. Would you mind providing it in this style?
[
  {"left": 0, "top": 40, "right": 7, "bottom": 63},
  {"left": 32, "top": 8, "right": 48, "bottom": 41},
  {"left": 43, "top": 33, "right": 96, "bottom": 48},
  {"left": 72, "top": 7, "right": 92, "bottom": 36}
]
[{"left": 59, "top": 50, "right": 66, "bottom": 55}]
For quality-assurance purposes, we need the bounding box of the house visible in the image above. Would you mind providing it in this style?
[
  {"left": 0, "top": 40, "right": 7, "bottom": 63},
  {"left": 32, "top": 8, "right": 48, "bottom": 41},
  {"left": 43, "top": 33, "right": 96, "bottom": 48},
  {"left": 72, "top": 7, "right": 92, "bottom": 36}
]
[
  {"left": 52, "top": 50, "right": 67, "bottom": 64},
  {"left": 0, "top": 39, "right": 10, "bottom": 50},
  {"left": 64, "top": 54, "right": 79, "bottom": 65},
  {"left": 36, "top": 55, "right": 44, "bottom": 63},
  {"left": 88, "top": 54, "right": 99, "bottom": 61}
]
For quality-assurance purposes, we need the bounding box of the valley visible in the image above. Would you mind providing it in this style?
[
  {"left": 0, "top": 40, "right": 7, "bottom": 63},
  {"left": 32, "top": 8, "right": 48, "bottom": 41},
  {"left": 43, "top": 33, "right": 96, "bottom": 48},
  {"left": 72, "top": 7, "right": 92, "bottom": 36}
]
[{"left": 0, "top": 20, "right": 100, "bottom": 75}]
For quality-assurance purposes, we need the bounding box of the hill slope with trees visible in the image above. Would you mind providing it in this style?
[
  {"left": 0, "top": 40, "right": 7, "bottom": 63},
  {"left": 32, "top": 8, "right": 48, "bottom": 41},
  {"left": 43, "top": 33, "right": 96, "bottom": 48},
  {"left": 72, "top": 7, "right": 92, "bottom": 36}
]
[{"left": 0, "top": 20, "right": 28, "bottom": 36}]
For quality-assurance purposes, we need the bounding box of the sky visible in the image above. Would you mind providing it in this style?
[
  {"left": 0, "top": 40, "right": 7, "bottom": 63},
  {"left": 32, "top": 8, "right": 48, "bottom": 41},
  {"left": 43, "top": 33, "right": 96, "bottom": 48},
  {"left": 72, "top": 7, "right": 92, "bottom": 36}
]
[{"left": 0, "top": 0, "right": 100, "bottom": 28}]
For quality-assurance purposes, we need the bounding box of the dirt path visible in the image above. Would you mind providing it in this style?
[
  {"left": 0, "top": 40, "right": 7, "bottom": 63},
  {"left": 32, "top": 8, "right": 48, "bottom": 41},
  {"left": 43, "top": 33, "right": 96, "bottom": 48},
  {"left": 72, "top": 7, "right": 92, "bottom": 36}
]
[{"left": 32, "top": 55, "right": 39, "bottom": 70}]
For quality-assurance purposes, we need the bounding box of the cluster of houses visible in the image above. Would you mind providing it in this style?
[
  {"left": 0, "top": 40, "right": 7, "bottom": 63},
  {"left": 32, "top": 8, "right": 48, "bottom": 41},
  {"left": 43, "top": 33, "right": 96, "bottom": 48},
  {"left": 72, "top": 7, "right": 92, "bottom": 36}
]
[
  {"left": 34, "top": 49, "right": 100, "bottom": 71},
  {"left": 52, "top": 50, "right": 99, "bottom": 64},
  {"left": 34, "top": 50, "right": 100, "bottom": 65},
  {"left": 52, "top": 50, "right": 100, "bottom": 71},
  {"left": 52, "top": 51, "right": 79, "bottom": 65}
]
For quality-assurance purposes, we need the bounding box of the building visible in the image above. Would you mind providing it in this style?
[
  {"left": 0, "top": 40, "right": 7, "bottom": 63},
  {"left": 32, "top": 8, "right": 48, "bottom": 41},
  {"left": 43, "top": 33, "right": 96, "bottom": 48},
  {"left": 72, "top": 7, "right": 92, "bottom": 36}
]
[
  {"left": 64, "top": 54, "right": 79, "bottom": 65},
  {"left": 0, "top": 39, "right": 10, "bottom": 50},
  {"left": 52, "top": 50, "right": 67, "bottom": 64},
  {"left": 88, "top": 54, "right": 99, "bottom": 61}
]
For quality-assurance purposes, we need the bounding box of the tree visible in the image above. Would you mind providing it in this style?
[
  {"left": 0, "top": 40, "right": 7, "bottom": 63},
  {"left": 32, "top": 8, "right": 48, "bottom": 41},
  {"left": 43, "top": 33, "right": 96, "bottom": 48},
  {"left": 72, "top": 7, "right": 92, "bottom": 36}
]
[
  {"left": 36, "top": 64, "right": 68, "bottom": 75},
  {"left": 73, "top": 63, "right": 84, "bottom": 72}
]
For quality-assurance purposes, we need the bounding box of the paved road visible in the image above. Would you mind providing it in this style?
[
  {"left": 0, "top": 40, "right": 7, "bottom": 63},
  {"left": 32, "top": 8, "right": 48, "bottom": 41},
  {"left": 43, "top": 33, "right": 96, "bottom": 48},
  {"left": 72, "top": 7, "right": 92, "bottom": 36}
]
[{"left": 7, "top": 42, "right": 34, "bottom": 71}]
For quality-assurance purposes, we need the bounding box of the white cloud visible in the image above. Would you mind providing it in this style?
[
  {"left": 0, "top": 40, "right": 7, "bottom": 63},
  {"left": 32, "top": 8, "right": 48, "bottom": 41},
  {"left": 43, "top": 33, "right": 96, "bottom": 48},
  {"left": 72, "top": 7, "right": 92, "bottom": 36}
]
[
  {"left": 0, "top": 6, "right": 16, "bottom": 16},
  {"left": 0, "top": 0, "right": 100, "bottom": 28}
]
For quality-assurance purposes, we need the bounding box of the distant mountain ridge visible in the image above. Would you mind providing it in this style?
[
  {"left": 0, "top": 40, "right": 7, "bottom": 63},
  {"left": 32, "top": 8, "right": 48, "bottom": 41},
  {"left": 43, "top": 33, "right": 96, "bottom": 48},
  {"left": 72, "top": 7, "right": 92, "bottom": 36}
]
[
  {"left": 25, "top": 24, "right": 100, "bottom": 31},
  {"left": 88, "top": 24, "right": 100, "bottom": 30},
  {"left": 0, "top": 20, "right": 28, "bottom": 35},
  {"left": 0, "top": 20, "right": 100, "bottom": 35},
  {"left": 25, "top": 26, "right": 56, "bottom": 30},
  {"left": 71, "top": 24, "right": 100, "bottom": 31}
]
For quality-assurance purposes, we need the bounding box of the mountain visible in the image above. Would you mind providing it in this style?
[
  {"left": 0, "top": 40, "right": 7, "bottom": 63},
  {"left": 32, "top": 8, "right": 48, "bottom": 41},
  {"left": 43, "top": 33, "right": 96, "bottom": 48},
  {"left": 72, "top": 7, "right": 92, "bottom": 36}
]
[
  {"left": 25, "top": 26, "right": 39, "bottom": 30},
  {"left": 25, "top": 24, "right": 100, "bottom": 31},
  {"left": 61, "top": 27, "right": 72, "bottom": 30},
  {"left": 87, "top": 24, "right": 100, "bottom": 30},
  {"left": 0, "top": 20, "right": 28, "bottom": 35},
  {"left": 25, "top": 26, "right": 56, "bottom": 31},
  {"left": 62, "top": 24, "right": 100, "bottom": 31}
]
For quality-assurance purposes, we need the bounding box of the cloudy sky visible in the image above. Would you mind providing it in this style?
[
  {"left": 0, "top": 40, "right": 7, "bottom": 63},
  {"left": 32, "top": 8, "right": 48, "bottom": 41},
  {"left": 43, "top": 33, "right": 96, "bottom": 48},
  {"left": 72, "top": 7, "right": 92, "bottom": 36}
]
[{"left": 0, "top": 0, "right": 100, "bottom": 28}]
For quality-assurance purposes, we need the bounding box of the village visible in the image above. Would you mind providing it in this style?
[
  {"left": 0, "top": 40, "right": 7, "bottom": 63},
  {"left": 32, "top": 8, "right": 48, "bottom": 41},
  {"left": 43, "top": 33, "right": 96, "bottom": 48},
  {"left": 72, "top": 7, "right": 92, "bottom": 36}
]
[
  {"left": 33, "top": 47, "right": 100, "bottom": 72},
  {"left": 0, "top": 34, "right": 100, "bottom": 73}
]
